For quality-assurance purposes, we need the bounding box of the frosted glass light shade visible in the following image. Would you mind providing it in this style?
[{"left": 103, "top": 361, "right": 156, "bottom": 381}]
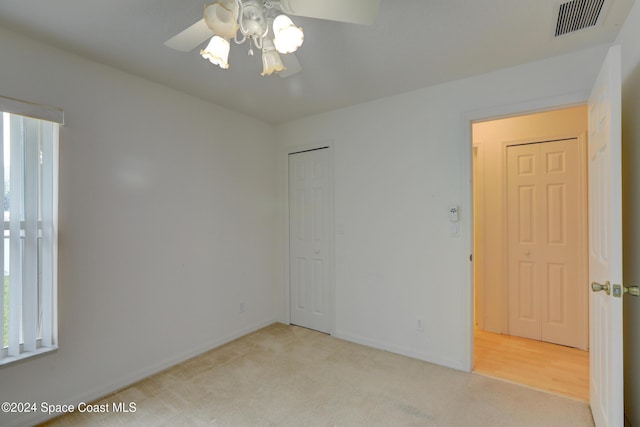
[
  {"left": 273, "top": 15, "right": 304, "bottom": 54},
  {"left": 200, "top": 36, "right": 230, "bottom": 69},
  {"left": 204, "top": 1, "right": 239, "bottom": 39},
  {"left": 261, "top": 39, "right": 285, "bottom": 76}
]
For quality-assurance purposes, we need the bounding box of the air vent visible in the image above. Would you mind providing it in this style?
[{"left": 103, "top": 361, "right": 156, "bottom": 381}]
[{"left": 555, "top": 0, "right": 606, "bottom": 36}]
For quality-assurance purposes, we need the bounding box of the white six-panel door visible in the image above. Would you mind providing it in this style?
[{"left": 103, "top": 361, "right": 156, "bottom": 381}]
[
  {"left": 289, "top": 148, "right": 333, "bottom": 334},
  {"left": 588, "top": 46, "right": 623, "bottom": 427},
  {"left": 507, "top": 138, "right": 587, "bottom": 349}
]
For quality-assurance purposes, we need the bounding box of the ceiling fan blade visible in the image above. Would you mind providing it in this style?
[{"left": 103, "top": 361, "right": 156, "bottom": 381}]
[
  {"left": 279, "top": 53, "right": 302, "bottom": 78},
  {"left": 279, "top": 0, "right": 380, "bottom": 25},
  {"left": 165, "top": 19, "right": 213, "bottom": 52}
]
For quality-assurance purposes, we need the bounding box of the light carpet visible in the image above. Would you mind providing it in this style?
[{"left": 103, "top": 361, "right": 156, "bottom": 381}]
[{"left": 42, "top": 323, "right": 594, "bottom": 426}]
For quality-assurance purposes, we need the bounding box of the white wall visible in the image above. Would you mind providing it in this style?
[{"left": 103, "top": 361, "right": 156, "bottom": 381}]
[
  {"left": 0, "top": 27, "right": 280, "bottom": 427},
  {"left": 616, "top": 0, "right": 640, "bottom": 424},
  {"left": 276, "top": 46, "right": 608, "bottom": 370}
]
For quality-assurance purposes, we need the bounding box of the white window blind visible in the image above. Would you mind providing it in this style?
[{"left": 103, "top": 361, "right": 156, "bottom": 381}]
[{"left": 1, "top": 95, "right": 60, "bottom": 365}]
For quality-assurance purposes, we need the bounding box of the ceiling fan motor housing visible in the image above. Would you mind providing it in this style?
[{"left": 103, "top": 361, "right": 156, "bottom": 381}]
[{"left": 240, "top": 0, "right": 268, "bottom": 37}]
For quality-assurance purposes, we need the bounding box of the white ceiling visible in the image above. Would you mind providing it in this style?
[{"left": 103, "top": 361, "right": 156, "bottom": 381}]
[{"left": 0, "top": 0, "right": 634, "bottom": 124}]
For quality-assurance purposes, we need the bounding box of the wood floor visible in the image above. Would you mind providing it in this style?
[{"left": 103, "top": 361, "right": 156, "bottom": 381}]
[{"left": 473, "top": 329, "right": 589, "bottom": 401}]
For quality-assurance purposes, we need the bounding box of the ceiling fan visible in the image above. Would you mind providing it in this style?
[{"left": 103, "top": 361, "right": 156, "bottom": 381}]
[{"left": 165, "top": 0, "right": 380, "bottom": 77}]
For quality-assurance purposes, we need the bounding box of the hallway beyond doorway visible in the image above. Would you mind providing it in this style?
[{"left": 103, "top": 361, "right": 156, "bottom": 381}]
[{"left": 473, "top": 329, "right": 589, "bottom": 401}]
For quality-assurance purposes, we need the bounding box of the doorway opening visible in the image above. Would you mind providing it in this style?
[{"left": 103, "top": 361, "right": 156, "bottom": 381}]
[{"left": 471, "top": 105, "right": 590, "bottom": 401}]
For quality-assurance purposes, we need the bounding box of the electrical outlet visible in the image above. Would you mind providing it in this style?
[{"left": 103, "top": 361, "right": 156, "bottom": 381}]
[
  {"left": 416, "top": 318, "right": 424, "bottom": 332},
  {"left": 239, "top": 302, "right": 245, "bottom": 314}
]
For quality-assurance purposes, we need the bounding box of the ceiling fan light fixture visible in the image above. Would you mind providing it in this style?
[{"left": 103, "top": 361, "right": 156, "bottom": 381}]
[
  {"left": 200, "top": 35, "right": 230, "bottom": 69},
  {"left": 204, "top": 0, "right": 240, "bottom": 39},
  {"left": 261, "top": 38, "right": 286, "bottom": 76},
  {"left": 166, "top": 0, "right": 381, "bottom": 77},
  {"left": 272, "top": 14, "right": 304, "bottom": 54}
]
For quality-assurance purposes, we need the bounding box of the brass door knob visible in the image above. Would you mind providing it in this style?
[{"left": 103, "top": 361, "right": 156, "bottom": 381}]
[
  {"left": 591, "top": 281, "right": 611, "bottom": 295},
  {"left": 624, "top": 286, "right": 640, "bottom": 297}
]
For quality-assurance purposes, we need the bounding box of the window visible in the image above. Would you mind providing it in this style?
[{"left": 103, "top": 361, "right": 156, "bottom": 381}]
[{"left": 0, "top": 96, "right": 61, "bottom": 365}]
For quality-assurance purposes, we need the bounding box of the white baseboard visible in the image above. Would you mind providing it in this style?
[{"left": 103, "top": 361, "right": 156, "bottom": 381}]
[
  {"left": 7, "top": 318, "right": 278, "bottom": 427},
  {"left": 333, "top": 329, "right": 465, "bottom": 371}
]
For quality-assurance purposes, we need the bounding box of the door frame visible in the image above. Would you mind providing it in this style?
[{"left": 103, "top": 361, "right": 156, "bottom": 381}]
[
  {"left": 282, "top": 141, "right": 336, "bottom": 334},
  {"left": 461, "top": 92, "right": 590, "bottom": 371},
  {"left": 472, "top": 143, "right": 487, "bottom": 331}
]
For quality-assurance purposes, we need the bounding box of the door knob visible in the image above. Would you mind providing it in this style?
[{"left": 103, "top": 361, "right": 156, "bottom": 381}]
[
  {"left": 592, "top": 282, "right": 639, "bottom": 298},
  {"left": 591, "top": 281, "right": 611, "bottom": 295},
  {"left": 524, "top": 250, "right": 530, "bottom": 256},
  {"left": 613, "top": 283, "right": 640, "bottom": 298}
]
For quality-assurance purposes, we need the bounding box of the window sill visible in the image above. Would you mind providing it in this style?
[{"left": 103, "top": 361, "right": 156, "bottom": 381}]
[{"left": 0, "top": 345, "right": 58, "bottom": 367}]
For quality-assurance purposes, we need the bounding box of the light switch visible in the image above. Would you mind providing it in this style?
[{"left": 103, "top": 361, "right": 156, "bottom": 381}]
[{"left": 450, "top": 223, "right": 459, "bottom": 237}]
